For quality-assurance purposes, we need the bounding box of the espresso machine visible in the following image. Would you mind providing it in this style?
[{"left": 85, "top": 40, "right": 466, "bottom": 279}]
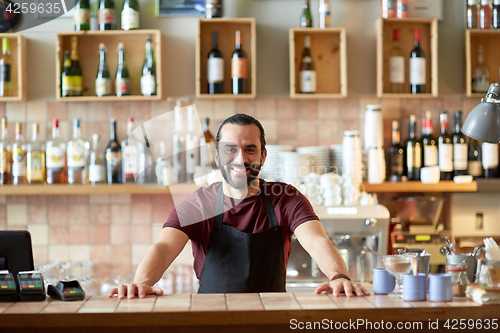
[{"left": 286, "top": 205, "right": 390, "bottom": 292}]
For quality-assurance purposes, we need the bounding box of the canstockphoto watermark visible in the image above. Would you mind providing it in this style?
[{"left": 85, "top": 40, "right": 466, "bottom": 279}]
[{"left": 290, "top": 319, "right": 423, "bottom": 330}]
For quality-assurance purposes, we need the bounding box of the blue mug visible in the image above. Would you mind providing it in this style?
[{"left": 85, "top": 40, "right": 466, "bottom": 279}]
[
  {"left": 372, "top": 268, "right": 395, "bottom": 295},
  {"left": 403, "top": 273, "right": 427, "bottom": 301},
  {"left": 429, "top": 273, "right": 453, "bottom": 302}
]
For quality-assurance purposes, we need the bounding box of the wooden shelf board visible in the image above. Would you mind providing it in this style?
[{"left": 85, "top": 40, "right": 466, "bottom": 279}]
[
  {"left": 0, "top": 96, "right": 24, "bottom": 102},
  {"left": 0, "top": 184, "right": 202, "bottom": 195},
  {"left": 196, "top": 93, "right": 256, "bottom": 99},
  {"left": 290, "top": 93, "right": 346, "bottom": 99},
  {"left": 377, "top": 93, "right": 437, "bottom": 98},
  {"left": 361, "top": 181, "right": 477, "bottom": 193},
  {"left": 55, "top": 95, "right": 162, "bottom": 102},
  {"left": 466, "top": 93, "right": 486, "bottom": 98},
  {"left": 57, "top": 30, "right": 161, "bottom": 36},
  {"left": 466, "top": 29, "right": 500, "bottom": 35}
]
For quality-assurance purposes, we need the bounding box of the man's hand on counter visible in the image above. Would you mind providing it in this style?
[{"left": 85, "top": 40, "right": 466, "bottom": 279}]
[
  {"left": 108, "top": 283, "right": 164, "bottom": 299},
  {"left": 315, "top": 279, "right": 370, "bottom": 297}
]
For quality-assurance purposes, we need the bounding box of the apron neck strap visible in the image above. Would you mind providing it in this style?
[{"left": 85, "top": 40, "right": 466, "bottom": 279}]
[{"left": 214, "top": 181, "right": 279, "bottom": 228}]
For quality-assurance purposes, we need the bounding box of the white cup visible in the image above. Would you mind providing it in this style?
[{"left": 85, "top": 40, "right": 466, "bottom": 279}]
[{"left": 420, "top": 166, "right": 440, "bottom": 184}]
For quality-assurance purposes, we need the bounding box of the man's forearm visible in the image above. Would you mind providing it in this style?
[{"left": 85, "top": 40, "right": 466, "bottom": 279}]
[
  {"left": 133, "top": 243, "right": 173, "bottom": 286},
  {"left": 309, "top": 236, "right": 349, "bottom": 280}
]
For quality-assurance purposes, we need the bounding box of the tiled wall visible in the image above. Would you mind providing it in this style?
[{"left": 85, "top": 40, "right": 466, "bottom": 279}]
[{"left": 0, "top": 95, "right": 482, "bottom": 284}]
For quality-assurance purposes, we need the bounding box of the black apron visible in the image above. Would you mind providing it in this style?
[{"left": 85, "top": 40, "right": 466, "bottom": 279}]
[{"left": 197, "top": 182, "right": 286, "bottom": 293}]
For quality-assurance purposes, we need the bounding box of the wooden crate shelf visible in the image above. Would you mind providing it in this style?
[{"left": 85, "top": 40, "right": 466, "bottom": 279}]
[
  {"left": 0, "top": 34, "right": 27, "bottom": 101},
  {"left": 289, "top": 28, "right": 347, "bottom": 98},
  {"left": 55, "top": 30, "right": 162, "bottom": 101},
  {"left": 362, "top": 181, "right": 477, "bottom": 193},
  {"left": 376, "top": 18, "right": 438, "bottom": 98},
  {"left": 465, "top": 29, "right": 500, "bottom": 97},
  {"left": 196, "top": 18, "right": 256, "bottom": 99},
  {"left": 0, "top": 183, "right": 201, "bottom": 195}
]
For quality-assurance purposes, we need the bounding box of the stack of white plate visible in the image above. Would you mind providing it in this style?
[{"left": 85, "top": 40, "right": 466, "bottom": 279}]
[
  {"left": 329, "top": 145, "right": 343, "bottom": 175},
  {"left": 279, "top": 152, "right": 310, "bottom": 185},
  {"left": 296, "top": 146, "right": 330, "bottom": 175},
  {"left": 261, "top": 145, "right": 293, "bottom": 181}
]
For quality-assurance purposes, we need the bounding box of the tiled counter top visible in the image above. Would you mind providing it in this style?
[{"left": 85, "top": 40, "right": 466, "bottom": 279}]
[{"left": 0, "top": 293, "right": 498, "bottom": 333}]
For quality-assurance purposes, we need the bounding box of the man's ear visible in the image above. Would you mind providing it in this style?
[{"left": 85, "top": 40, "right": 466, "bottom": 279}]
[
  {"left": 214, "top": 148, "right": 219, "bottom": 168},
  {"left": 261, "top": 148, "right": 267, "bottom": 167}
]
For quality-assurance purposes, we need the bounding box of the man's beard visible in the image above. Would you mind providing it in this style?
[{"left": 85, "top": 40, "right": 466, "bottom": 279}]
[{"left": 219, "top": 160, "right": 262, "bottom": 190}]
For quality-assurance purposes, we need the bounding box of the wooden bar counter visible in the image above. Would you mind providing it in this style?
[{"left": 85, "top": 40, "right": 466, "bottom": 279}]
[{"left": 1, "top": 292, "right": 499, "bottom": 333}]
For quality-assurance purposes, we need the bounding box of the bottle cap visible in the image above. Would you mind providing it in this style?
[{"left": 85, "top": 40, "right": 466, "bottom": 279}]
[
  {"left": 410, "top": 114, "right": 416, "bottom": 122},
  {"left": 2, "top": 38, "right": 9, "bottom": 52},
  {"left": 392, "top": 120, "right": 398, "bottom": 130},
  {"left": 1, "top": 117, "right": 7, "bottom": 128},
  {"left": 414, "top": 29, "right": 421, "bottom": 42},
  {"left": 117, "top": 42, "right": 124, "bottom": 51},
  {"left": 52, "top": 119, "right": 59, "bottom": 128},
  {"left": 73, "top": 118, "right": 80, "bottom": 128},
  {"left": 393, "top": 29, "right": 399, "bottom": 41},
  {"left": 128, "top": 117, "right": 134, "bottom": 123}
]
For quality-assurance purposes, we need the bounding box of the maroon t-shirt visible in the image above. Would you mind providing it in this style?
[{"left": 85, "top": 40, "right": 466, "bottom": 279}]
[{"left": 162, "top": 180, "right": 319, "bottom": 278}]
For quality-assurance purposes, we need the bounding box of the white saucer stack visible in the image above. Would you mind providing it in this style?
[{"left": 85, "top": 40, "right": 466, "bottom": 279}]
[
  {"left": 297, "top": 146, "right": 330, "bottom": 175},
  {"left": 261, "top": 145, "right": 293, "bottom": 181}
]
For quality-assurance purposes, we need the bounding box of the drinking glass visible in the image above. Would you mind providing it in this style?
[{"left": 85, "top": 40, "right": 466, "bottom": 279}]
[{"left": 383, "top": 254, "right": 412, "bottom": 297}]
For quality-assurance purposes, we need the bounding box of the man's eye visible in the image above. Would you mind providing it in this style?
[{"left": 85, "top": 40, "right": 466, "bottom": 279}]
[
  {"left": 226, "top": 148, "right": 237, "bottom": 154},
  {"left": 247, "top": 148, "right": 255, "bottom": 153}
]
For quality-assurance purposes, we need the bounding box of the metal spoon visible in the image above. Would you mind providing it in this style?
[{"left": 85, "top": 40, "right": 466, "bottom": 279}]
[
  {"left": 363, "top": 246, "right": 382, "bottom": 257},
  {"left": 439, "top": 246, "right": 450, "bottom": 256},
  {"left": 446, "top": 237, "right": 456, "bottom": 256}
]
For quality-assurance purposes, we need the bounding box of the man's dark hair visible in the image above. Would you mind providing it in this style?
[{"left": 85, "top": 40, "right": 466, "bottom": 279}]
[{"left": 215, "top": 113, "right": 266, "bottom": 152}]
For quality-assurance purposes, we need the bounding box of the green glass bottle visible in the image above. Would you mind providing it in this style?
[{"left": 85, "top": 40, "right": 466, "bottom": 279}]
[
  {"left": 61, "top": 50, "right": 73, "bottom": 97},
  {"left": 115, "top": 43, "right": 130, "bottom": 97},
  {"left": 70, "top": 36, "right": 83, "bottom": 96},
  {"left": 74, "top": 0, "right": 90, "bottom": 31},
  {"left": 121, "top": 0, "right": 139, "bottom": 30},
  {"left": 96, "top": 43, "right": 112, "bottom": 97},
  {"left": 140, "top": 39, "right": 156, "bottom": 96},
  {"left": 98, "top": 0, "right": 115, "bottom": 31},
  {"left": 300, "top": 0, "right": 312, "bottom": 28}
]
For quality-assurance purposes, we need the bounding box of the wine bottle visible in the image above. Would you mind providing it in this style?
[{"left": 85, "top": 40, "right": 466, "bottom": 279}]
[
  {"left": 318, "top": 0, "right": 331, "bottom": 29},
  {"left": 406, "top": 115, "right": 422, "bottom": 181},
  {"left": 453, "top": 110, "right": 468, "bottom": 177},
  {"left": 116, "top": 43, "right": 130, "bottom": 97},
  {"left": 0, "top": 38, "right": 12, "bottom": 97},
  {"left": 0, "top": 117, "right": 11, "bottom": 184},
  {"left": 98, "top": 0, "right": 115, "bottom": 31},
  {"left": 387, "top": 120, "right": 404, "bottom": 182},
  {"left": 472, "top": 44, "right": 490, "bottom": 93},
  {"left": 12, "top": 123, "right": 26, "bottom": 185},
  {"left": 200, "top": 117, "right": 216, "bottom": 169},
  {"left": 467, "top": 0, "right": 480, "bottom": 29},
  {"left": 88, "top": 134, "right": 105, "bottom": 184},
  {"left": 300, "top": 35, "right": 316, "bottom": 94},
  {"left": 421, "top": 110, "right": 438, "bottom": 167},
  {"left": 96, "top": 43, "right": 112, "bottom": 97},
  {"left": 105, "top": 119, "right": 122, "bottom": 184},
  {"left": 482, "top": 143, "right": 498, "bottom": 178},
  {"left": 121, "top": 0, "right": 139, "bottom": 30},
  {"left": 207, "top": 32, "right": 224, "bottom": 94},
  {"left": 205, "top": 0, "right": 222, "bottom": 18},
  {"left": 438, "top": 111, "right": 453, "bottom": 180},
  {"left": 67, "top": 118, "right": 87, "bottom": 184},
  {"left": 141, "top": 39, "right": 156, "bottom": 96},
  {"left": 74, "top": 0, "right": 90, "bottom": 31},
  {"left": 480, "top": 0, "right": 492, "bottom": 29},
  {"left": 494, "top": 0, "right": 500, "bottom": 29},
  {"left": 185, "top": 105, "right": 200, "bottom": 182},
  {"left": 27, "top": 123, "right": 46, "bottom": 185},
  {"left": 71, "top": 36, "right": 83, "bottom": 97},
  {"left": 46, "top": 119, "right": 67, "bottom": 184},
  {"left": 231, "top": 30, "right": 247, "bottom": 95},
  {"left": 468, "top": 138, "right": 483, "bottom": 178},
  {"left": 410, "top": 29, "right": 426, "bottom": 94},
  {"left": 173, "top": 101, "right": 186, "bottom": 184},
  {"left": 300, "top": 0, "right": 312, "bottom": 28},
  {"left": 122, "top": 117, "right": 138, "bottom": 183},
  {"left": 389, "top": 29, "right": 404, "bottom": 94},
  {"left": 61, "top": 50, "right": 73, "bottom": 97}
]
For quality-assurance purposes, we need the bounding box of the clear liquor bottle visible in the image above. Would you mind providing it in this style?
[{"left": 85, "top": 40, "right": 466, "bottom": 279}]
[
  {"left": 46, "top": 119, "right": 67, "bottom": 184},
  {"left": 27, "top": 123, "right": 46, "bottom": 184},
  {"left": 0, "top": 117, "right": 11, "bottom": 184},
  {"left": 122, "top": 117, "right": 138, "bottom": 183},
  {"left": 472, "top": 45, "right": 490, "bottom": 93},
  {"left": 88, "top": 134, "right": 105, "bottom": 184},
  {"left": 12, "top": 123, "right": 26, "bottom": 185},
  {"left": 67, "top": 118, "right": 87, "bottom": 184}
]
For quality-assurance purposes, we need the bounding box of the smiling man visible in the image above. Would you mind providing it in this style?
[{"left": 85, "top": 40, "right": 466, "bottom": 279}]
[{"left": 109, "top": 113, "right": 369, "bottom": 298}]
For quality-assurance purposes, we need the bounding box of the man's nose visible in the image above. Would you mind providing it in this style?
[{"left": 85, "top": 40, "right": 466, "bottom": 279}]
[{"left": 233, "top": 149, "right": 245, "bottom": 164}]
